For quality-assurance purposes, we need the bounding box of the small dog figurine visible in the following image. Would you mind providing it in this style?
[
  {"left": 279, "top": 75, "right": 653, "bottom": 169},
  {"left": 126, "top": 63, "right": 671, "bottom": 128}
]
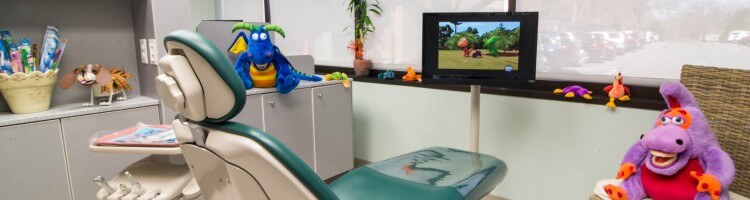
[{"left": 59, "top": 64, "right": 133, "bottom": 106}]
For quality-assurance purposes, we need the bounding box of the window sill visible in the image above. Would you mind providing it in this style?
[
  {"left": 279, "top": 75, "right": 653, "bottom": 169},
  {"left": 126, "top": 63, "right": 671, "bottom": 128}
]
[{"left": 316, "top": 65, "right": 666, "bottom": 111}]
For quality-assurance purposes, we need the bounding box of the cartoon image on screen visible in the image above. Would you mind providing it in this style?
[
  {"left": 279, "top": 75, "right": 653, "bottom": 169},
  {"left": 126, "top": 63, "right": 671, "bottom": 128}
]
[{"left": 438, "top": 21, "right": 520, "bottom": 71}]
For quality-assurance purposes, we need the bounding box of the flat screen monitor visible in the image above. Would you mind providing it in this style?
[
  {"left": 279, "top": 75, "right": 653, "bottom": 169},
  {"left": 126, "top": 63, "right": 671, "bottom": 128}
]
[{"left": 422, "top": 12, "right": 538, "bottom": 86}]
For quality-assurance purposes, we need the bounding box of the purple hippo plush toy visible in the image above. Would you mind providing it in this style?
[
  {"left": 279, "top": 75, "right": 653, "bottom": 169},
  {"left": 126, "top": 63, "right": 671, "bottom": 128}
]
[{"left": 604, "top": 82, "right": 735, "bottom": 200}]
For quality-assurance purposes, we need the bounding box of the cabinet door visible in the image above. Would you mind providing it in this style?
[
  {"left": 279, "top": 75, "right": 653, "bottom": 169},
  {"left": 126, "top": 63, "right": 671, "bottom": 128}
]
[
  {"left": 262, "top": 89, "right": 315, "bottom": 167},
  {"left": 0, "top": 120, "right": 71, "bottom": 200},
  {"left": 312, "top": 85, "right": 354, "bottom": 179},
  {"left": 233, "top": 94, "right": 264, "bottom": 129},
  {"left": 61, "top": 106, "right": 160, "bottom": 200}
]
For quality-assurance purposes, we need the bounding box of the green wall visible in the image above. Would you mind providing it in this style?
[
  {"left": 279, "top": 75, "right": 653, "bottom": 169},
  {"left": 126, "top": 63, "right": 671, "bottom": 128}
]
[{"left": 352, "top": 81, "right": 662, "bottom": 199}]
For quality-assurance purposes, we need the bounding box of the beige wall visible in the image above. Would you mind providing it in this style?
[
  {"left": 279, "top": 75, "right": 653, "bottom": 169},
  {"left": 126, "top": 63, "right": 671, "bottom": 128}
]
[{"left": 352, "top": 81, "right": 661, "bottom": 199}]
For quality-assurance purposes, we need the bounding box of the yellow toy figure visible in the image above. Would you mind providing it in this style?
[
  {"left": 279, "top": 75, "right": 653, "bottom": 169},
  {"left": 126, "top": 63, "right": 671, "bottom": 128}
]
[{"left": 603, "top": 72, "right": 630, "bottom": 109}]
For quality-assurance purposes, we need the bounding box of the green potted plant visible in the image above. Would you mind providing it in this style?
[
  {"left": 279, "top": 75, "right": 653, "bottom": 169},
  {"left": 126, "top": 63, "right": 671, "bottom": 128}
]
[{"left": 346, "top": 0, "right": 382, "bottom": 77}]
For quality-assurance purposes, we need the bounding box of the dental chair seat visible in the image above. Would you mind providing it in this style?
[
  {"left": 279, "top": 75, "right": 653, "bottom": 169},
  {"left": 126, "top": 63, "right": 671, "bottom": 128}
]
[
  {"left": 331, "top": 147, "right": 507, "bottom": 200},
  {"left": 157, "top": 30, "right": 507, "bottom": 200}
]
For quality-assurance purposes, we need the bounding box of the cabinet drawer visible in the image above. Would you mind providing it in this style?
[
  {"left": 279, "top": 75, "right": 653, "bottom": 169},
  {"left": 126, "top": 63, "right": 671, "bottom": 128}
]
[
  {"left": 312, "top": 85, "right": 354, "bottom": 179},
  {"left": 0, "top": 120, "right": 71, "bottom": 200},
  {"left": 262, "top": 89, "right": 315, "bottom": 168},
  {"left": 61, "top": 106, "right": 160, "bottom": 200}
]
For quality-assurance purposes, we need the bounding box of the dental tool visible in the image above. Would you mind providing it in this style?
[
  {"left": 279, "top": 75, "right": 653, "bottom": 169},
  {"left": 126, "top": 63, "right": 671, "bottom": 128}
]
[
  {"left": 124, "top": 171, "right": 144, "bottom": 196},
  {"left": 94, "top": 176, "right": 116, "bottom": 195}
]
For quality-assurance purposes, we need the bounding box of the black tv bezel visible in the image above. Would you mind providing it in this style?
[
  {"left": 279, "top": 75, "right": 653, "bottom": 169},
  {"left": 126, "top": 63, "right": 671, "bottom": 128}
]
[{"left": 422, "top": 12, "right": 538, "bottom": 85}]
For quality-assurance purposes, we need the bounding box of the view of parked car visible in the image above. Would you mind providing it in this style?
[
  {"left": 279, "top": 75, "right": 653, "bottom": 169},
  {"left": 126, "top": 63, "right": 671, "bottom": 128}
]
[
  {"left": 727, "top": 30, "right": 750, "bottom": 43},
  {"left": 579, "top": 33, "right": 614, "bottom": 59},
  {"left": 538, "top": 33, "right": 580, "bottom": 66},
  {"left": 536, "top": 30, "right": 656, "bottom": 67},
  {"left": 741, "top": 35, "right": 750, "bottom": 46}
]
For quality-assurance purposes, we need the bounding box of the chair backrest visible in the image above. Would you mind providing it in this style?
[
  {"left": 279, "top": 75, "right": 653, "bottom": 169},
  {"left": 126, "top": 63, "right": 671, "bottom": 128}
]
[
  {"left": 680, "top": 65, "right": 750, "bottom": 197},
  {"left": 155, "top": 30, "right": 337, "bottom": 200}
]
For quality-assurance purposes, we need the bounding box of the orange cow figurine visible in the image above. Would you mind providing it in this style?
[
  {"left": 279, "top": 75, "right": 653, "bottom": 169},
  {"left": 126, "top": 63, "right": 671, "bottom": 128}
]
[
  {"left": 603, "top": 72, "right": 630, "bottom": 109},
  {"left": 402, "top": 66, "right": 422, "bottom": 82}
]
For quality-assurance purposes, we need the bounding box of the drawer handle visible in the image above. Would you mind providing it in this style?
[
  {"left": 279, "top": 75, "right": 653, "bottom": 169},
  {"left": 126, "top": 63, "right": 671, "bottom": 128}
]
[
  {"left": 317, "top": 93, "right": 322, "bottom": 97},
  {"left": 269, "top": 100, "right": 275, "bottom": 106}
]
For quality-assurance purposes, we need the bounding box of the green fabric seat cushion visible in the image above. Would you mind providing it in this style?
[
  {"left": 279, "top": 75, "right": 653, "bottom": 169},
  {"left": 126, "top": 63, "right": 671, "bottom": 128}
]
[
  {"left": 331, "top": 147, "right": 507, "bottom": 200},
  {"left": 330, "top": 167, "right": 464, "bottom": 200}
]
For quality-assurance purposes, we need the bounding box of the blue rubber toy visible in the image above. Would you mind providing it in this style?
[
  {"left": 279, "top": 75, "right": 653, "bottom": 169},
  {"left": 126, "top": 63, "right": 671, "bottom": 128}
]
[{"left": 378, "top": 70, "right": 395, "bottom": 80}]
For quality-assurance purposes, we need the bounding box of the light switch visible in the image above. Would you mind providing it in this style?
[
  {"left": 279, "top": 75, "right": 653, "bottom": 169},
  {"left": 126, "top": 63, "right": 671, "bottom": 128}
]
[
  {"left": 148, "top": 39, "right": 157, "bottom": 65},
  {"left": 140, "top": 39, "right": 148, "bottom": 64}
]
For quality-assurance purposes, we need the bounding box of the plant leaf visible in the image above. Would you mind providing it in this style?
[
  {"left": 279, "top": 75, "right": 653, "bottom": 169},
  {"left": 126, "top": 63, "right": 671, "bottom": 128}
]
[{"left": 369, "top": 8, "right": 381, "bottom": 15}]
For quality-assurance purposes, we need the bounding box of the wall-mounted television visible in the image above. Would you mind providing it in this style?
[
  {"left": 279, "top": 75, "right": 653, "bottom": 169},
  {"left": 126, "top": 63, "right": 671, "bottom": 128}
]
[{"left": 422, "top": 12, "right": 538, "bottom": 86}]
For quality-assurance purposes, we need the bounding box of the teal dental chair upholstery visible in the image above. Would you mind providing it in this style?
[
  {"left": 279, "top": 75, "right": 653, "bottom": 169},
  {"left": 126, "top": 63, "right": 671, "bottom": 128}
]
[{"left": 155, "top": 30, "right": 507, "bottom": 200}]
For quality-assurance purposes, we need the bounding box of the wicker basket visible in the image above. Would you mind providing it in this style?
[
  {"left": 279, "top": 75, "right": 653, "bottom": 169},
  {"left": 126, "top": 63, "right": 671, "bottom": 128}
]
[
  {"left": 0, "top": 70, "right": 58, "bottom": 114},
  {"left": 681, "top": 65, "right": 750, "bottom": 197}
]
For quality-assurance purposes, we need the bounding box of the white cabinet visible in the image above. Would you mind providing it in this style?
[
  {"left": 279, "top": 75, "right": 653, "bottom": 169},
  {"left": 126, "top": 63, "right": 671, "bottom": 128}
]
[
  {"left": 0, "top": 120, "right": 71, "bottom": 200},
  {"left": 312, "top": 85, "right": 354, "bottom": 179},
  {"left": 61, "top": 106, "right": 160, "bottom": 199},
  {"left": 236, "top": 82, "right": 353, "bottom": 180},
  {"left": 234, "top": 94, "right": 264, "bottom": 130},
  {"left": 262, "top": 88, "right": 316, "bottom": 168}
]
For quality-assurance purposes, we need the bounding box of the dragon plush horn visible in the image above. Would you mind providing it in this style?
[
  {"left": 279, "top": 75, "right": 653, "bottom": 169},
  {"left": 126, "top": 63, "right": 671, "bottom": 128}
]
[
  {"left": 263, "top": 24, "right": 286, "bottom": 38},
  {"left": 231, "top": 22, "right": 258, "bottom": 33}
]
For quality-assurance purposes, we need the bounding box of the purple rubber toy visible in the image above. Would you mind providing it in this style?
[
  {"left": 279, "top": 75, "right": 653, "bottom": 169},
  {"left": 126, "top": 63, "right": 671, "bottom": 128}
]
[{"left": 553, "top": 85, "right": 593, "bottom": 100}]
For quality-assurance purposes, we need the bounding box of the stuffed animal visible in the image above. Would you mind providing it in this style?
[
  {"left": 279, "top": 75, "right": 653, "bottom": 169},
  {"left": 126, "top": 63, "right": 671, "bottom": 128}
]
[
  {"left": 229, "top": 23, "right": 321, "bottom": 94},
  {"left": 325, "top": 72, "right": 351, "bottom": 88},
  {"left": 378, "top": 70, "right": 395, "bottom": 80},
  {"left": 602, "top": 82, "right": 734, "bottom": 200},
  {"left": 553, "top": 85, "right": 592, "bottom": 100},
  {"left": 604, "top": 72, "right": 630, "bottom": 109},
  {"left": 59, "top": 64, "right": 132, "bottom": 106},
  {"left": 402, "top": 66, "right": 422, "bottom": 82}
]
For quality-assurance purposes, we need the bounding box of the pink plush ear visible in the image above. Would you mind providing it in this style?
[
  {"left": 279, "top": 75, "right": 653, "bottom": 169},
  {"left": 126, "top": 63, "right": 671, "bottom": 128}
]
[{"left": 659, "top": 82, "right": 698, "bottom": 109}]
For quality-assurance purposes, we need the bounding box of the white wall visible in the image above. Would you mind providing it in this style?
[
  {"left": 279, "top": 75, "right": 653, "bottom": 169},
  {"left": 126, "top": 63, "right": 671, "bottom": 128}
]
[
  {"left": 352, "top": 81, "right": 661, "bottom": 199},
  {"left": 218, "top": 0, "right": 265, "bottom": 22},
  {"left": 269, "top": 0, "right": 353, "bottom": 67},
  {"left": 189, "top": 0, "right": 216, "bottom": 30}
]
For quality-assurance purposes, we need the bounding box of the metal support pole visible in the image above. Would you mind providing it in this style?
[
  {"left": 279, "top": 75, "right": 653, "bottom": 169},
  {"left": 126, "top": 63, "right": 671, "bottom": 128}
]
[{"left": 470, "top": 85, "right": 480, "bottom": 153}]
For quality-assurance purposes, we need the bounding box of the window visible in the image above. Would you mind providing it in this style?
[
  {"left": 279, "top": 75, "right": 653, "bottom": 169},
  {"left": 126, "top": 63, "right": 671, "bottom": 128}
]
[
  {"left": 269, "top": 0, "right": 354, "bottom": 67},
  {"left": 519, "top": 0, "right": 750, "bottom": 85},
  {"left": 368, "top": 0, "right": 508, "bottom": 69}
]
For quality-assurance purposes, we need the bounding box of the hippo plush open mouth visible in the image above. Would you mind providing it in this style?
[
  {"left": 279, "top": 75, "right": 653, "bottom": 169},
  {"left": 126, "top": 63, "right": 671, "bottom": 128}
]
[{"left": 649, "top": 150, "right": 678, "bottom": 168}]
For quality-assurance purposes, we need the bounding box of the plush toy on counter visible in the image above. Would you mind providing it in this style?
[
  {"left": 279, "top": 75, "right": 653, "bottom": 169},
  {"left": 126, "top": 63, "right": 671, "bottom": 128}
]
[
  {"left": 59, "top": 64, "right": 133, "bottom": 106},
  {"left": 553, "top": 85, "right": 593, "bottom": 100},
  {"left": 598, "top": 82, "right": 734, "bottom": 200},
  {"left": 325, "top": 71, "right": 351, "bottom": 88},
  {"left": 603, "top": 72, "right": 630, "bottom": 109},
  {"left": 228, "top": 23, "right": 321, "bottom": 94},
  {"left": 377, "top": 70, "right": 395, "bottom": 80},
  {"left": 402, "top": 66, "right": 422, "bottom": 82}
]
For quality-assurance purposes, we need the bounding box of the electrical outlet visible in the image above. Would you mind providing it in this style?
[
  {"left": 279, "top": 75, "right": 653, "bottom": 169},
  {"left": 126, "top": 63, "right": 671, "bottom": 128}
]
[
  {"left": 148, "top": 39, "right": 157, "bottom": 65},
  {"left": 140, "top": 39, "right": 148, "bottom": 64}
]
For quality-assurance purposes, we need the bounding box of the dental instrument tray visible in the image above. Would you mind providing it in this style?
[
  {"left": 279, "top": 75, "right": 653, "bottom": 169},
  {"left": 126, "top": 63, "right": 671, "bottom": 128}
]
[
  {"left": 92, "top": 123, "right": 178, "bottom": 147},
  {"left": 89, "top": 123, "right": 182, "bottom": 155}
]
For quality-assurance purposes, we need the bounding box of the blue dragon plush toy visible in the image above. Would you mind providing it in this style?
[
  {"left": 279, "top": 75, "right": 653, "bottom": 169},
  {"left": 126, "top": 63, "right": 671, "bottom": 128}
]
[{"left": 229, "top": 22, "right": 321, "bottom": 94}]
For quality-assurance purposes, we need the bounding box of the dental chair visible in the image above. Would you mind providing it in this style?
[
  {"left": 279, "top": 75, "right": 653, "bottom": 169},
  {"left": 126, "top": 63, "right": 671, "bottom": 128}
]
[{"left": 155, "top": 30, "right": 508, "bottom": 200}]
